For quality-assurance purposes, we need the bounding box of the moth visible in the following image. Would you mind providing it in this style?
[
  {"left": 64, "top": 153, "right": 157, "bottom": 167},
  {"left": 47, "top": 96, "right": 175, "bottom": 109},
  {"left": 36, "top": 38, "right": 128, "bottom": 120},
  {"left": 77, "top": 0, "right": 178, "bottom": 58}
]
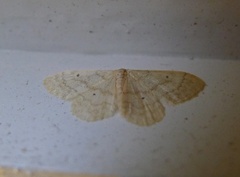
[{"left": 44, "top": 69, "right": 205, "bottom": 126}]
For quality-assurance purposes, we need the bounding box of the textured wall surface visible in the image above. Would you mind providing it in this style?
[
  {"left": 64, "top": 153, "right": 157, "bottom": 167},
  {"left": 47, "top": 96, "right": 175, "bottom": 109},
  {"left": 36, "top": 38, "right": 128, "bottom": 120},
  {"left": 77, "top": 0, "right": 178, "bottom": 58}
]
[
  {"left": 0, "top": 1, "right": 239, "bottom": 177},
  {"left": 0, "top": 51, "right": 239, "bottom": 177},
  {"left": 0, "top": 0, "right": 240, "bottom": 59}
]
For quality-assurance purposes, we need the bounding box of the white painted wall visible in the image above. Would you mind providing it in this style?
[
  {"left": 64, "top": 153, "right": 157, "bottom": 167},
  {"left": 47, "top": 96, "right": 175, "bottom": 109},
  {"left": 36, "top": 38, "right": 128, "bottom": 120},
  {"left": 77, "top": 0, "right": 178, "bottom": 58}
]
[
  {"left": 0, "top": 0, "right": 239, "bottom": 59},
  {"left": 0, "top": 1, "right": 239, "bottom": 177}
]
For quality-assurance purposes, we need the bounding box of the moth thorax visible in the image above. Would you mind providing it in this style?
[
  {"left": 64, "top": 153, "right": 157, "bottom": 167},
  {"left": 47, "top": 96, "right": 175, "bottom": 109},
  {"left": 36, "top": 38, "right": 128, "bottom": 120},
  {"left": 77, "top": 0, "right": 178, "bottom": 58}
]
[{"left": 115, "top": 69, "right": 127, "bottom": 90}]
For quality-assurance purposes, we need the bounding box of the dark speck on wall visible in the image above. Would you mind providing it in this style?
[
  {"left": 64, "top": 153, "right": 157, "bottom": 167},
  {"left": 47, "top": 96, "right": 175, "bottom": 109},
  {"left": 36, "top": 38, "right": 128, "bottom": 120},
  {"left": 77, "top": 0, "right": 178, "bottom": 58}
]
[{"left": 228, "top": 141, "right": 234, "bottom": 146}]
